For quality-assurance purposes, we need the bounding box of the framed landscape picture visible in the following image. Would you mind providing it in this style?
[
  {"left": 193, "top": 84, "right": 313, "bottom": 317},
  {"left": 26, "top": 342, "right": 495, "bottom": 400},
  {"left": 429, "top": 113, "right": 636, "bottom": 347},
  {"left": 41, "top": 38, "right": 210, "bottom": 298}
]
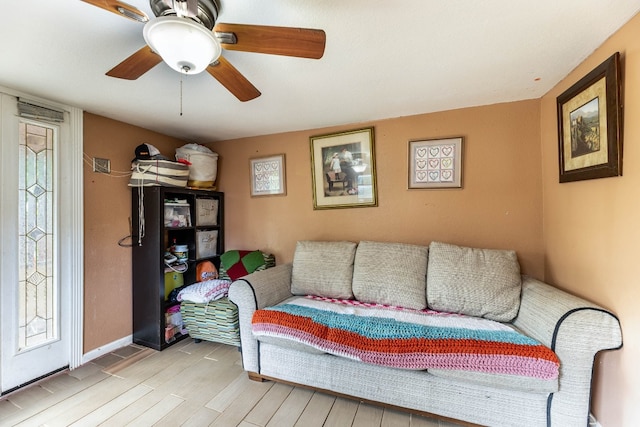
[
  {"left": 557, "top": 52, "right": 623, "bottom": 183},
  {"left": 310, "top": 127, "right": 377, "bottom": 210}
]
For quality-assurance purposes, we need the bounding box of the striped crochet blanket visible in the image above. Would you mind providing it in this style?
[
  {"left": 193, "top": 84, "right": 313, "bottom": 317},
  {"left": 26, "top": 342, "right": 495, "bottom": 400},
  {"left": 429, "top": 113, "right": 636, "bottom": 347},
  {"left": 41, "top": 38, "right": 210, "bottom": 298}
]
[{"left": 251, "top": 296, "right": 559, "bottom": 380}]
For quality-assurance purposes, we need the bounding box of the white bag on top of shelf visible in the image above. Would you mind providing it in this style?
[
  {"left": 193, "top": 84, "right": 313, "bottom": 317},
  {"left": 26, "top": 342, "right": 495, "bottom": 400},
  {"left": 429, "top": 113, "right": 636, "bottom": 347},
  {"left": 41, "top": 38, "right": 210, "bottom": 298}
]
[{"left": 175, "top": 143, "right": 219, "bottom": 188}]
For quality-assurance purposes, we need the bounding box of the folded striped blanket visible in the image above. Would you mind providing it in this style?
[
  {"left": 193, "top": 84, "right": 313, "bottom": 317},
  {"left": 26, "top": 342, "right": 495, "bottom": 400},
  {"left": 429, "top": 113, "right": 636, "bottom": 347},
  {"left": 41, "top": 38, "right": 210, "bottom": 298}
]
[{"left": 252, "top": 296, "right": 559, "bottom": 381}]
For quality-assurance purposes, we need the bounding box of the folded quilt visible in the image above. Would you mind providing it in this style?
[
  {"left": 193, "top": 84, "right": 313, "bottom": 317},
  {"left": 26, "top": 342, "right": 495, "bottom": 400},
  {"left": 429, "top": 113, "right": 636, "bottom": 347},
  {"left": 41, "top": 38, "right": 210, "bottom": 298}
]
[
  {"left": 177, "top": 279, "right": 231, "bottom": 303},
  {"left": 252, "top": 296, "right": 559, "bottom": 382}
]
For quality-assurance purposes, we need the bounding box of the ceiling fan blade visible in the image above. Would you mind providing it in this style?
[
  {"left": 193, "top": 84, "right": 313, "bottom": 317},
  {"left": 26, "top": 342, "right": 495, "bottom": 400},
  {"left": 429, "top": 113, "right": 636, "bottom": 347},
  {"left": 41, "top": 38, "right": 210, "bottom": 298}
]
[
  {"left": 214, "top": 23, "right": 326, "bottom": 59},
  {"left": 81, "top": 0, "right": 149, "bottom": 22},
  {"left": 106, "top": 46, "right": 162, "bottom": 80},
  {"left": 206, "top": 57, "right": 261, "bottom": 102}
]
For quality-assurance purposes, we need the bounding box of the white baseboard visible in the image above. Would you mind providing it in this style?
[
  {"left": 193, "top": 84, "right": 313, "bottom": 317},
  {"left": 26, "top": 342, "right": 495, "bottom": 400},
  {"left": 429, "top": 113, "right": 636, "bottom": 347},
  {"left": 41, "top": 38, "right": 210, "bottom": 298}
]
[{"left": 79, "top": 335, "right": 133, "bottom": 366}]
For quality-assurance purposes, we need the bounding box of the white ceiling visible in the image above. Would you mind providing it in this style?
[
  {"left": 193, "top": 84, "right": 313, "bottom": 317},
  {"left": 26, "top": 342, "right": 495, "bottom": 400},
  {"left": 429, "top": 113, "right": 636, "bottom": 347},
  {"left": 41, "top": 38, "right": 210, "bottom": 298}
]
[{"left": 1, "top": 0, "right": 639, "bottom": 143}]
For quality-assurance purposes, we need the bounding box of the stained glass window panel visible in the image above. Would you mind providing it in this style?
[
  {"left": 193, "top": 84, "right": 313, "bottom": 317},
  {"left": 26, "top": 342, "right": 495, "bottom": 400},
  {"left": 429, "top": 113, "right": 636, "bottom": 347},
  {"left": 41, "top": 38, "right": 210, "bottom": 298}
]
[{"left": 17, "top": 122, "right": 56, "bottom": 351}]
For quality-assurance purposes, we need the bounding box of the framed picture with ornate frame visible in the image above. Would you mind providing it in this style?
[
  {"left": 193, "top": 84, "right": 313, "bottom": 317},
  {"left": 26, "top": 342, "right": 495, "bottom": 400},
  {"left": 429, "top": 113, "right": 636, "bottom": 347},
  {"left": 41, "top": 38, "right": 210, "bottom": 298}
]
[
  {"left": 408, "top": 137, "right": 463, "bottom": 189},
  {"left": 310, "top": 127, "right": 377, "bottom": 209},
  {"left": 249, "top": 154, "right": 287, "bottom": 197},
  {"left": 557, "top": 52, "right": 623, "bottom": 183}
]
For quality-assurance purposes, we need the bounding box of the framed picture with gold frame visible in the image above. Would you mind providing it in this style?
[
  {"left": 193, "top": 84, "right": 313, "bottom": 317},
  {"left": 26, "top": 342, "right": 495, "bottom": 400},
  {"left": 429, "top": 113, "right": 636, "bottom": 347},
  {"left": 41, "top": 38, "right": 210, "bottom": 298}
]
[
  {"left": 310, "top": 127, "right": 377, "bottom": 209},
  {"left": 557, "top": 52, "right": 623, "bottom": 183},
  {"left": 249, "top": 154, "right": 287, "bottom": 197}
]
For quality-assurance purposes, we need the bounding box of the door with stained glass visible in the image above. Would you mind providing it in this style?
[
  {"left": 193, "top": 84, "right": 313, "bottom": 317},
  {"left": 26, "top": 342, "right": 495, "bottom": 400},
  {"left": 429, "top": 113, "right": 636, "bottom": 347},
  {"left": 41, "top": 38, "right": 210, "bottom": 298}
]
[{"left": 0, "top": 94, "right": 70, "bottom": 392}]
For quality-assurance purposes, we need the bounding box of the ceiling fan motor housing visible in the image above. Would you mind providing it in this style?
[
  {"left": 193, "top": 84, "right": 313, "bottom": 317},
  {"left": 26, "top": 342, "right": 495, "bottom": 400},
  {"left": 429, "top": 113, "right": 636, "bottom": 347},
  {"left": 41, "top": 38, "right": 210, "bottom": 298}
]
[{"left": 150, "top": 0, "right": 219, "bottom": 29}]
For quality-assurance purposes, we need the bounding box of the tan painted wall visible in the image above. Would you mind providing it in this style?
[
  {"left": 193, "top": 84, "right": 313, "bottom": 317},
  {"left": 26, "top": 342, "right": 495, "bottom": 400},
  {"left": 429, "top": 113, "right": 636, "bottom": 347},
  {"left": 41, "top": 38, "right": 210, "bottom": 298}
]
[
  {"left": 79, "top": 44, "right": 634, "bottom": 420},
  {"left": 208, "top": 99, "right": 543, "bottom": 277},
  {"left": 80, "top": 56, "right": 633, "bottom": 421},
  {"left": 540, "top": 13, "right": 640, "bottom": 426},
  {"left": 82, "top": 113, "right": 186, "bottom": 352}
]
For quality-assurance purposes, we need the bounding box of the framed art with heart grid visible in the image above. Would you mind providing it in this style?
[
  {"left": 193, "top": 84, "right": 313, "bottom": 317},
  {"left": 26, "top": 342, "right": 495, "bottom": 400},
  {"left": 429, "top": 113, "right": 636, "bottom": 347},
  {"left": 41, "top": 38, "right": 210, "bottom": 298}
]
[
  {"left": 250, "top": 154, "right": 287, "bottom": 197},
  {"left": 408, "top": 137, "right": 463, "bottom": 189}
]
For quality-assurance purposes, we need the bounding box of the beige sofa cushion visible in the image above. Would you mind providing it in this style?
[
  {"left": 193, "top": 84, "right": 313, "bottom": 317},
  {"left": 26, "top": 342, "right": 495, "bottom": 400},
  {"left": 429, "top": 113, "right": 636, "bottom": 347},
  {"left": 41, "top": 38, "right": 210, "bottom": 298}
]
[
  {"left": 291, "top": 241, "right": 357, "bottom": 299},
  {"left": 352, "top": 241, "right": 429, "bottom": 309},
  {"left": 426, "top": 241, "right": 521, "bottom": 321}
]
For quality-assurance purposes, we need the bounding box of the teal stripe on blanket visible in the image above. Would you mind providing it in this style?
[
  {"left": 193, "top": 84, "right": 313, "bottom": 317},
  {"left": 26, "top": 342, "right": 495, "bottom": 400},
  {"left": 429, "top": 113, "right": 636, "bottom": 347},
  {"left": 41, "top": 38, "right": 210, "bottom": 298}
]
[{"left": 265, "top": 304, "right": 538, "bottom": 345}]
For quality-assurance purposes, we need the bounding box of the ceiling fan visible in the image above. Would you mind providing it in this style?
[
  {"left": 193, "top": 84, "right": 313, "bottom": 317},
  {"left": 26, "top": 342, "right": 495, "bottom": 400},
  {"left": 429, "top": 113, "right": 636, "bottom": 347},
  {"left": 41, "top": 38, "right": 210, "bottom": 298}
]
[{"left": 81, "top": 0, "right": 326, "bottom": 101}]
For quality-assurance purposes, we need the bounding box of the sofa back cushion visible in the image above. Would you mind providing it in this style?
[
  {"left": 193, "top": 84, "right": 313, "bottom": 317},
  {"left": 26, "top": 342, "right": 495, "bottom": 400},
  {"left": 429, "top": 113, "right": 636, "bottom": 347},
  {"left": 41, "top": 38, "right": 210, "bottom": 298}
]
[
  {"left": 426, "top": 241, "right": 521, "bottom": 322},
  {"left": 352, "top": 241, "right": 429, "bottom": 309},
  {"left": 291, "top": 241, "right": 357, "bottom": 299}
]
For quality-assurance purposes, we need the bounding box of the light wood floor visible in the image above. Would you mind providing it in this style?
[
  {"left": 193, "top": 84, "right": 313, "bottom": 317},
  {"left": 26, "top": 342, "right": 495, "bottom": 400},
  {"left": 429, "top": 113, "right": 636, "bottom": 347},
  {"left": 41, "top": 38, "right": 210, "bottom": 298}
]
[{"left": 0, "top": 339, "right": 464, "bottom": 427}]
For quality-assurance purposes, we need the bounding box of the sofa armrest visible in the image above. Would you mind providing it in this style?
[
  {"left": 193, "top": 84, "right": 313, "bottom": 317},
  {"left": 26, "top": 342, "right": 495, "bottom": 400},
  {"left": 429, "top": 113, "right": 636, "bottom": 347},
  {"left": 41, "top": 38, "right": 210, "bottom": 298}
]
[
  {"left": 228, "top": 263, "right": 293, "bottom": 372},
  {"left": 512, "top": 276, "right": 622, "bottom": 426}
]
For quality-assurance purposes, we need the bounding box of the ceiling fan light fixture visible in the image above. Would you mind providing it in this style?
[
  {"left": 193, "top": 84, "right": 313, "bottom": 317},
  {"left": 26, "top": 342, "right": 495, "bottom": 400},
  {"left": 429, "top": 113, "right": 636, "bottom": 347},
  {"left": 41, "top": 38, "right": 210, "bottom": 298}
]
[{"left": 143, "top": 16, "right": 221, "bottom": 75}]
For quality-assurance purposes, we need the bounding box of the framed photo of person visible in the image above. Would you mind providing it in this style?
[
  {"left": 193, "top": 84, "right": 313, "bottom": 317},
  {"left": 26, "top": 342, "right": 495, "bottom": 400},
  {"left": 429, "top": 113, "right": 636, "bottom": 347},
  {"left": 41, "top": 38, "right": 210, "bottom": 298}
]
[{"left": 310, "top": 127, "right": 377, "bottom": 210}]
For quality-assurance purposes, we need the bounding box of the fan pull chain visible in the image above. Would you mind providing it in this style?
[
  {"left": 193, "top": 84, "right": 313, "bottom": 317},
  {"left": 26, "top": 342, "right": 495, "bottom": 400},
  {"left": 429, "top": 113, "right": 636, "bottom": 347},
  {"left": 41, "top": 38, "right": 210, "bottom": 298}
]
[{"left": 179, "top": 74, "right": 183, "bottom": 116}]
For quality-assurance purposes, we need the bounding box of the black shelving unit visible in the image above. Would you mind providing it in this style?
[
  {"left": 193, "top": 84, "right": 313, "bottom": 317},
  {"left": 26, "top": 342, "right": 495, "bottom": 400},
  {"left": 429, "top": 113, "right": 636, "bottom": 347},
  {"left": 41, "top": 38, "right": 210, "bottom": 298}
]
[{"left": 131, "top": 186, "right": 224, "bottom": 350}]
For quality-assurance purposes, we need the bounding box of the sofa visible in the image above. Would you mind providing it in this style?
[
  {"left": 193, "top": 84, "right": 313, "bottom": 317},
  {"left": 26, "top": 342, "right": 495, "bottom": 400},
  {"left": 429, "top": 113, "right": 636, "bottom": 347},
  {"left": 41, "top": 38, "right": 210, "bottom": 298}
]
[{"left": 227, "top": 240, "right": 622, "bottom": 427}]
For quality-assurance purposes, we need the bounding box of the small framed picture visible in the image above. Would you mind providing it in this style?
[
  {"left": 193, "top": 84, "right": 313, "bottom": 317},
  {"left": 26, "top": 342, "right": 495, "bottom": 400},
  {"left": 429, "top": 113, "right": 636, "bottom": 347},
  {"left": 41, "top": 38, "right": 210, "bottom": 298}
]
[
  {"left": 250, "top": 154, "right": 286, "bottom": 197},
  {"left": 557, "top": 52, "right": 622, "bottom": 183},
  {"left": 310, "top": 127, "right": 377, "bottom": 209},
  {"left": 408, "top": 137, "right": 463, "bottom": 189}
]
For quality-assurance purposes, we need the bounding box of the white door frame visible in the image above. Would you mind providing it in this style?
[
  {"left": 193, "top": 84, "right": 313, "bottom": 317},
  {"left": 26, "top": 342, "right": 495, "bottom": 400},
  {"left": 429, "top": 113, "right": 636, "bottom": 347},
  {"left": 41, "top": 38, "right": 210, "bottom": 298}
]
[{"left": 0, "top": 86, "right": 83, "bottom": 390}]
